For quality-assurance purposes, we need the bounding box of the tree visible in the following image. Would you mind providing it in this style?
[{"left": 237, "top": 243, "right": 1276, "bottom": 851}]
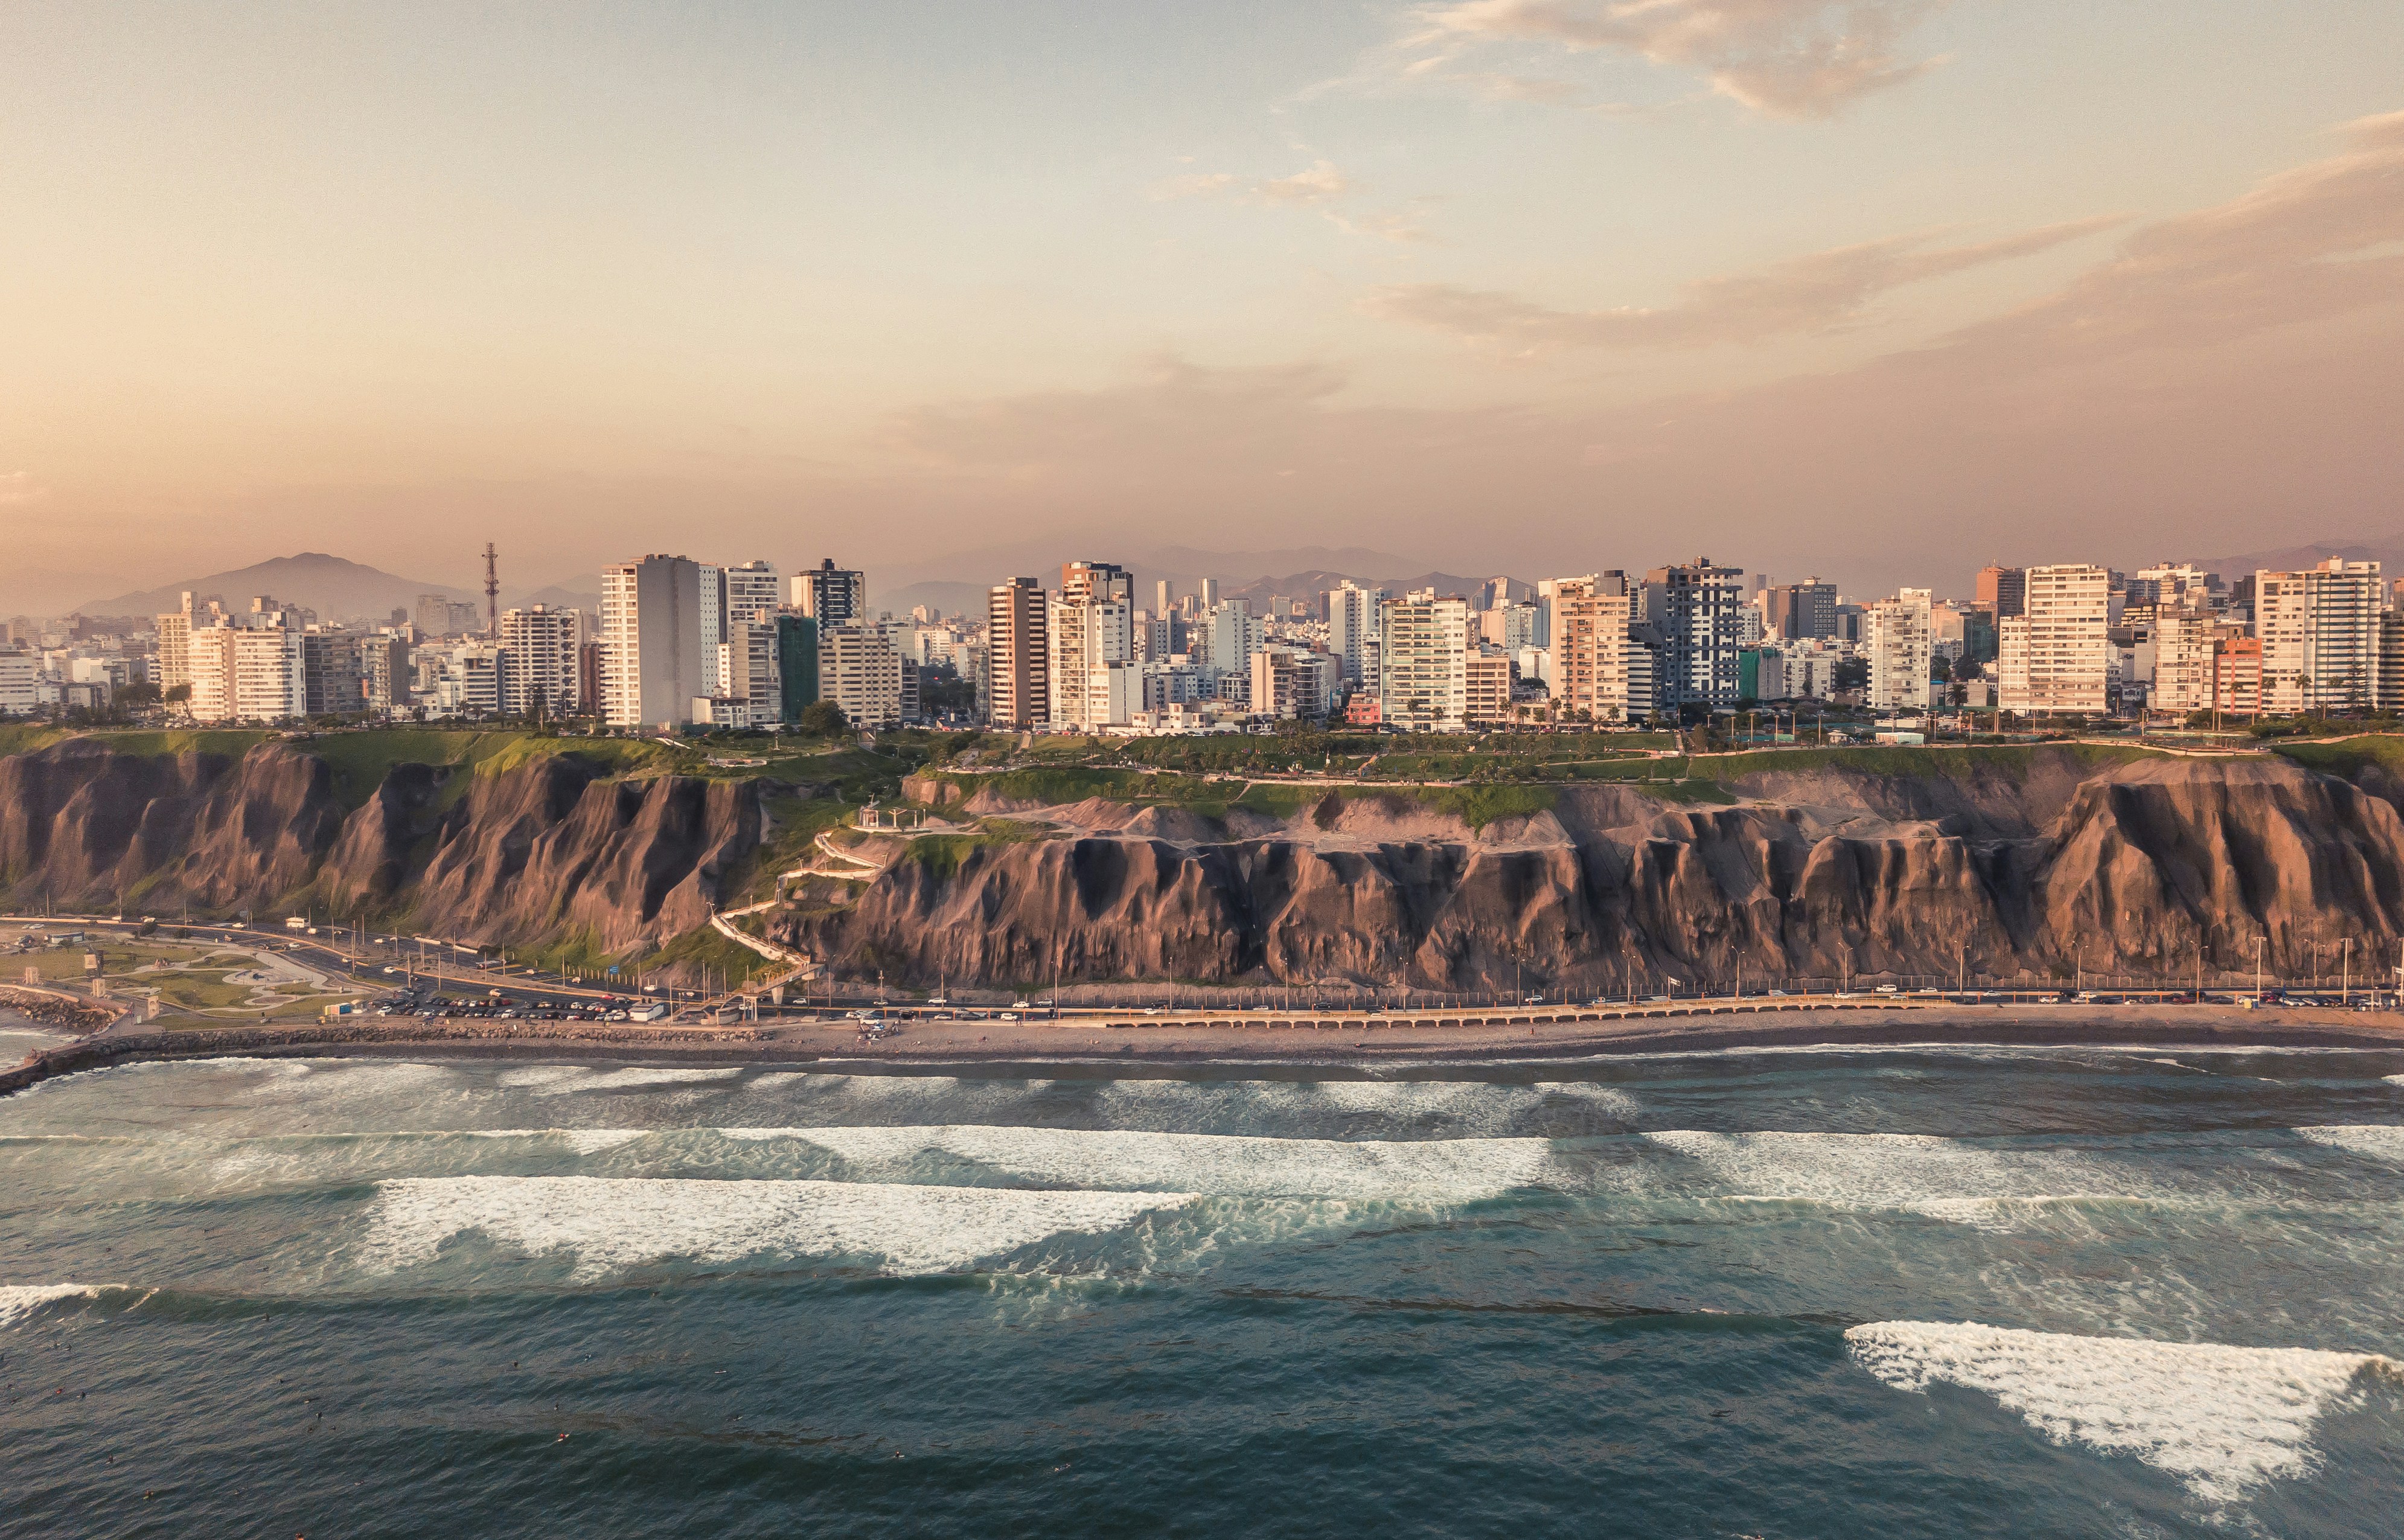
[
  {"left": 797, "top": 700, "right": 849, "bottom": 736},
  {"left": 1929, "top": 654, "right": 1953, "bottom": 684},
  {"left": 1952, "top": 656, "right": 1984, "bottom": 683}
]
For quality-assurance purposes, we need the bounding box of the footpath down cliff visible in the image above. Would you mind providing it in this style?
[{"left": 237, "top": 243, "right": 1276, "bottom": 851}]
[
  {"left": 0, "top": 738, "right": 762, "bottom": 956},
  {"left": 776, "top": 749, "right": 2404, "bottom": 992}
]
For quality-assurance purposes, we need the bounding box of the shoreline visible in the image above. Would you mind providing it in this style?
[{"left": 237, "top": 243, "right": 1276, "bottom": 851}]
[{"left": 8, "top": 1004, "right": 2403, "bottom": 1091}]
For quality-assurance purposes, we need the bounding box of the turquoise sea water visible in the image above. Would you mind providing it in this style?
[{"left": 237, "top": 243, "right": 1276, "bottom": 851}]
[{"left": 4, "top": 1046, "right": 2402, "bottom": 1537}]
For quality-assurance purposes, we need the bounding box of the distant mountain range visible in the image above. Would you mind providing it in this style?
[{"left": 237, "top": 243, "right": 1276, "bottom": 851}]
[
  {"left": 2188, "top": 538, "right": 2404, "bottom": 582},
  {"left": 78, "top": 553, "right": 598, "bottom": 622}
]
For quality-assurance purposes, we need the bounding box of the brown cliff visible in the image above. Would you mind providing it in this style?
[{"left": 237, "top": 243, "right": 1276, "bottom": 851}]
[
  {"left": 780, "top": 751, "right": 2404, "bottom": 992},
  {"left": 0, "top": 740, "right": 762, "bottom": 959}
]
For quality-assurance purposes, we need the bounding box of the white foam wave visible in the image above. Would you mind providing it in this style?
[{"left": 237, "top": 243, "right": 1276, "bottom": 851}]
[
  {"left": 1641, "top": 1131, "right": 2108, "bottom": 1218},
  {"left": 363, "top": 1175, "right": 1192, "bottom": 1277},
  {"left": 1846, "top": 1321, "right": 2397, "bottom": 1503},
  {"left": 2293, "top": 1125, "right": 2404, "bottom": 1163},
  {"left": 720, "top": 1125, "right": 1555, "bottom": 1200},
  {"left": 0, "top": 1283, "right": 109, "bottom": 1330},
  {"left": 2383, "top": 1074, "right": 2404, "bottom": 1087},
  {"left": 494, "top": 1066, "right": 743, "bottom": 1096}
]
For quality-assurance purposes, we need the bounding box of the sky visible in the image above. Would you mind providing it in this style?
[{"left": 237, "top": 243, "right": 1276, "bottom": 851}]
[{"left": 4, "top": 1, "right": 2402, "bottom": 612}]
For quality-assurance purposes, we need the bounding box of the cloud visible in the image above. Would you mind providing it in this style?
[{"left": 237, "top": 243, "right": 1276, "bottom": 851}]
[
  {"left": 1365, "top": 215, "right": 2119, "bottom": 348},
  {"left": 1255, "top": 160, "right": 1349, "bottom": 206},
  {"left": 1146, "top": 159, "right": 1423, "bottom": 241},
  {"left": 1407, "top": 0, "right": 1949, "bottom": 118},
  {"left": 865, "top": 111, "right": 2404, "bottom": 599},
  {"left": 1939, "top": 108, "right": 2404, "bottom": 362},
  {"left": 0, "top": 471, "right": 46, "bottom": 506}
]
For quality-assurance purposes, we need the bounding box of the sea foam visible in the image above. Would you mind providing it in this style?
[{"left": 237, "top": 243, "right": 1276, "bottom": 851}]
[
  {"left": 363, "top": 1175, "right": 1195, "bottom": 1277},
  {"left": 1845, "top": 1320, "right": 2397, "bottom": 1503},
  {"left": 2293, "top": 1125, "right": 2404, "bottom": 1163},
  {"left": 0, "top": 1283, "right": 109, "bottom": 1330},
  {"left": 1640, "top": 1130, "right": 2102, "bottom": 1220},
  {"left": 721, "top": 1125, "right": 1555, "bottom": 1200},
  {"left": 496, "top": 1066, "right": 744, "bottom": 1096}
]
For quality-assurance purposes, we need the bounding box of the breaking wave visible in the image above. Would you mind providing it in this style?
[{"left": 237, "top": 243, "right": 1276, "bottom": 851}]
[
  {"left": 721, "top": 1124, "right": 1556, "bottom": 1200},
  {"left": 0, "top": 1283, "right": 113, "bottom": 1330},
  {"left": 362, "top": 1175, "right": 1196, "bottom": 1277},
  {"left": 1846, "top": 1320, "right": 2400, "bottom": 1504},
  {"left": 2295, "top": 1125, "right": 2404, "bottom": 1163}
]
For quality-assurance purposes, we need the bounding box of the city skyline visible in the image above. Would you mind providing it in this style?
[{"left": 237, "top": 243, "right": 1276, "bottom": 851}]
[{"left": 6, "top": 5, "right": 2403, "bottom": 613}]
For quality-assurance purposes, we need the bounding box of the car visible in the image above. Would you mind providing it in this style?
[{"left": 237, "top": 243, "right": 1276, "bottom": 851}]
[
  {"left": 606, "top": 1010, "right": 628, "bottom": 1022},
  {"left": 382, "top": 966, "right": 398, "bottom": 975},
  {"left": 1874, "top": 984, "right": 1899, "bottom": 995},
  {"left": 1768, "top": 989, "right": 1789, "bottom": 997},
  {"left": 1142, "top": 1007, "right": 1163, "bottom": 1015}
]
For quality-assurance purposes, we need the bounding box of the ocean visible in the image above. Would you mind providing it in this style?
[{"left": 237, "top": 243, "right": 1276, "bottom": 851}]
[{"left": 3, "top": 1045, "right": 2401, "bottom": 1536}]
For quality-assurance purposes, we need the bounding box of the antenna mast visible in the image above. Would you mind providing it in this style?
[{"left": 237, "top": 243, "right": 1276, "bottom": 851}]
[{"left": 483, "top": 542, "right": 500, "bottom": 637}]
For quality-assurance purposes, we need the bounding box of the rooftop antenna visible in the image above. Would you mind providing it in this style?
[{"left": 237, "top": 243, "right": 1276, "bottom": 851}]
[{"left": 483, "top": 542, "right": 500, "bottom": 637}]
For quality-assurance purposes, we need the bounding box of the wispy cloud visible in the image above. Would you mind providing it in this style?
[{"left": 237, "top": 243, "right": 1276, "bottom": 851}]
[
  {"left": 1399, "top": 0, "right": 1951, "bottom": 119},
  {"left": 1365, "top": 216, "right": 2119, "bottom": 349},
  {"left": 1147, "top": 159, "right": 1424, "bottom": 242},
  {"left": 0, "top": 471, "right": 46, "bottom": 506}
]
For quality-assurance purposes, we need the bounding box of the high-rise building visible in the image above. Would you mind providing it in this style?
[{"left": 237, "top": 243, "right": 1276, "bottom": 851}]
[
  {"left": 1764, "top": 580, "right": 1838, "bottom": 641},
  {"left": 2380, "top": 612, "right": 2404, "bottom": 714},
  {"left": 775, "top": 616, "right": 819, "bottom": 721},
  {"left": 1996, "top": 564, "right": 2110, "bottom": 714},
  {"left": 1198, "top": 577, "right": 1219, "bottom": 610},
  {"left": 1325, "top": 581, "right": 1387, "bottom": 687},
  {"left": 499, "top": 604, "right": 587, "bottom": 716},
  {"left": 1201, "top": 598, "right": 1262, "bottom": 683},
  {"left": 1250, "top": 647, "right": 1335, "bottom": 721},
  {"left": 985, "top": 578, "right": 1048, "bottom": 730},
  {"left": 1638, "top": 559, "right": 1749, "bottom": 715},
  {"left": 1465, "top": 650, "right": 1513, "bottom": 727},
  {"left": 361, "top": 633, "right": 411, "bottom": 714},
  {"left": 1154, "top": 578, "right": 1173, "bottom": 618},
  {"left": 1551, "top": 579, "right": 1632, "bottom": 726},
  {"left": 599, "top": 555, "right": 708, "bottom": 727},
  {"left": 156, "top": 595, "right": 194, "bottom": 694},
  {"left": 1061, "top": 560, "right": 1133, "bottom": 607},
  {"left": 1977, "top": 565, "right": 2028, "bottom": 619},
  {"left": 2213, "top": 635, "right": 2263, "bottom": 716},
  {"left": 1864, "top": 589, "right": 1933, "bottom": 712},
  {"left": 1379, "top": 592, "right": 1470, "bottom": 732},
  {"left": 2255, "top": 558, "right": 2382, "bottom": 715},
  {"left": 185, "top": 623, "right": 305, "bottom": 722},
  {"left": 724, "top": 560, "right": 781, "bottom": 623},
  {"left": 697, "top": 563, "right": 726, "bottom": 695},
  {"left": 792, "top": 558, "right": 866, "bottom": 625},
  {"left": 301, "top": 631, "right": 367, "bottom": 717},
  {"left": 1047, "top": 595, "right": 1132, "bottom": 730},
  {"left": 2149, "top": 604, "right": 2219, "bottom": 714},
  {"left": 817, "top": 623, "right": 904, "bottom": 728}
]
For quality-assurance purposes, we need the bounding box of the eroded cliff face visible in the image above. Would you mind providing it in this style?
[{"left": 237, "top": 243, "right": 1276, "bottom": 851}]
[
  {"left": 9, "top": 737, "right": 2404, "bottom": 991},
  {"left": 0, "top": 740, "right": 761, "bottom": 956},
  {"left": 782, "top": 753, "right": 2404, "bottom": 991}
]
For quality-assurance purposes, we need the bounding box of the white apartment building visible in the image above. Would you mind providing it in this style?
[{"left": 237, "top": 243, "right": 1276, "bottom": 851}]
[
  {"left": 1865, "top": 588, "right": 1932, "bottom": 712},
  {"left": 0, "top": 653, "right": 36, "bottom": 715},
  {"left": 1780, "top": 638, "right": 1857, "bottom": 700},
  {"left": 1380, "top": 592, "right": 1470, "bottom": 732},
  {"left": 2255, "top": 558, "right": 2382, "bottom": 715},
  {"left": 2150, "top": 603, "right": 2217, "bottom": 714},
  {"left": 1201, "top": 599, "right": 1263, "bottom": 684},
  {"left": 599, "top": 555, "right": 708, "bottom": 728},
  {"left": 1046, "top": 596, "right": 1133, "bottom": 730},
  {"left": 818, "top": 622, "right": 904, "bottom": 729},
  {"left": 499, "top": 604, "right": 587, "bottom": 716},
  {"left": 1998, "top": 564, "right": 2110, "bottom": 715},
  {"left": 1325, "top": 581, "right": 1386, "bottom": 687},
  {"left": 1551, "top": 583, "right": 1632, "bottom": 725},
  {"left": 185, "top": 624, "right": 305, "bottom": 722}
]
